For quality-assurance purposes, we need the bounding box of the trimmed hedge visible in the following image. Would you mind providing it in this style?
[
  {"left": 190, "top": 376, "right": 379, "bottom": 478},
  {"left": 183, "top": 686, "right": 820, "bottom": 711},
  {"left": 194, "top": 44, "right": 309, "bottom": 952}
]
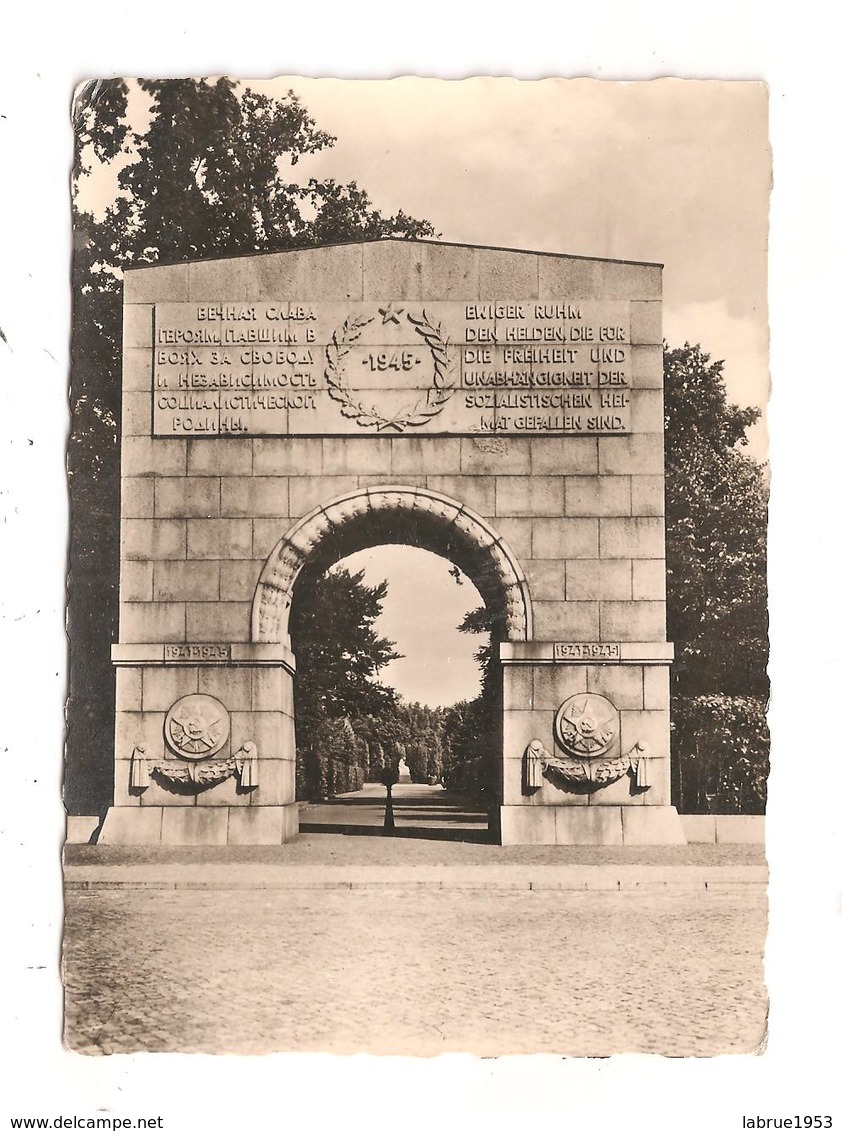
[
  {"left": 671, "top": 694, "right": 768, "bottom": 814},
  {"left": 296, "top": 717, "right": 366, "bottom": 801},
  {"left": 406, "top": 737, "right": 444, "bottom": 784}
]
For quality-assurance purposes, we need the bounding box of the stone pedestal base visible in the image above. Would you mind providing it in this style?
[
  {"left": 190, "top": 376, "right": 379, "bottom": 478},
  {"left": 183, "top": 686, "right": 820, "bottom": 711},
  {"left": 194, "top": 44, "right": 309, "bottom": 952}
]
[
  {"left": 99, "top": 804, "right": 299, "bottom": 846},
  {"left": 498, "top": 805, "right": 686, "bottom": 846}
]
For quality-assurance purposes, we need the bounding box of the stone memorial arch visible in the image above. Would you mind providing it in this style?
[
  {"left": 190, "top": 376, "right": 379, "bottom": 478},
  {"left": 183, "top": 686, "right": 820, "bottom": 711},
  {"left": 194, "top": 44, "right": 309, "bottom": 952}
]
[{"left": 101, "top": 238, "right": 684, "bottom": 846}]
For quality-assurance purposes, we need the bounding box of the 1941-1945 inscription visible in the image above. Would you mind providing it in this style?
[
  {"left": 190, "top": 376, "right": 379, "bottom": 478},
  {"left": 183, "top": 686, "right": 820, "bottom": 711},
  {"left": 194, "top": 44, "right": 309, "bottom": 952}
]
[{"left": 151, "top": 299, "right": 632, "bottom": 437}]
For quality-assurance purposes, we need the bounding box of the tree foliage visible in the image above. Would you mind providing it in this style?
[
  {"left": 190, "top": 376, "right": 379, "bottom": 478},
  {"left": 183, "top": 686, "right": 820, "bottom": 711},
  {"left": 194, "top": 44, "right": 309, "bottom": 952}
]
[
  {"left": 663, "top": 343, "right": 769, "bottom": 812},
  {"left": 438, "top": 605, "right": 498, "bottom": 799},
  {"left": 290, "top": 566, "right": 403, "bottom": 738},
  {"left": 289, "top": 565, "right": 490, "bottom": 802},
  {"left": 671, "top": 695, "right": 769, "bottom": 815},
  {"left": 67, "top": 79, "right": 435, "bottom": 813},
  {"left": 289, "top": 565, "right": 452, "bottom": 801},
  {"left": 663, "top": 343, "right": 769, "bottom": 699}
]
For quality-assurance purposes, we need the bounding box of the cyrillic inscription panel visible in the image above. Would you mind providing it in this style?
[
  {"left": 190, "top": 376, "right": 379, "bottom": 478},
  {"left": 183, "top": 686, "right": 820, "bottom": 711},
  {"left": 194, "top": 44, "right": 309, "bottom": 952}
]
[{"left": 150, "top": 300, "right": 632, "bottom": 437}]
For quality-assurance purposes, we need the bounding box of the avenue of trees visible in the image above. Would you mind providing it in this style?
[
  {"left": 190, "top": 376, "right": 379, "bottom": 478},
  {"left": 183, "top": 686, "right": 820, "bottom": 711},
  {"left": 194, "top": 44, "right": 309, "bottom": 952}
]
[
  {"left": 69, "top": 77, "right": 769, "bottom": 815},
  {"left": 289, "top": 564, "right": 495, "bottom": 801}
]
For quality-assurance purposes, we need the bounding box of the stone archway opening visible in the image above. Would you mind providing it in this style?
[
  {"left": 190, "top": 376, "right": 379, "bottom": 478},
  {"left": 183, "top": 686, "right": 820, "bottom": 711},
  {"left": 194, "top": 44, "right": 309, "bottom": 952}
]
[
  {"left": 289, "top": 544, "right": 491, "bottom": 839},
  {"left": 252, "top": 485, "right": 533, "bottom": 648},
  {"left": 252, "top": 486, "right": 533, "bottom": 841}
]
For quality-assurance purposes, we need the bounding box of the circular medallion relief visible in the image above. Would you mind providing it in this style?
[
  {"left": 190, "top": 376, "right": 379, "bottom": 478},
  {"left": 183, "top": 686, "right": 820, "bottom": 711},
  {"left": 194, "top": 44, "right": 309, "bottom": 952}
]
[
  {"left": 553, "top": 694, "right": 619, "bottom": 759},
  {"left": 164, "top": 694, "right": 230, "bottom": 761}
]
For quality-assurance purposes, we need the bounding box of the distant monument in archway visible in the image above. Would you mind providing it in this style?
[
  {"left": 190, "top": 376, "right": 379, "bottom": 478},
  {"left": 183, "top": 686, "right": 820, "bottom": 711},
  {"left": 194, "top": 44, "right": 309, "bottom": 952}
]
[{"left": 101, "top": 238, "right": 683, "bottom": 846}]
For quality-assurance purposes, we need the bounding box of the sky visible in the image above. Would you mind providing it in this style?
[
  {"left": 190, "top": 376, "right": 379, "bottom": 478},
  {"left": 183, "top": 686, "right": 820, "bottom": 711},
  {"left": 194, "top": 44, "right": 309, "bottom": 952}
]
[
  {"left": 336, "top": 545, "right": 487, "bottom": 705},
  {"left": 78, "top": 77, "right": 770, "bottom": 708}
]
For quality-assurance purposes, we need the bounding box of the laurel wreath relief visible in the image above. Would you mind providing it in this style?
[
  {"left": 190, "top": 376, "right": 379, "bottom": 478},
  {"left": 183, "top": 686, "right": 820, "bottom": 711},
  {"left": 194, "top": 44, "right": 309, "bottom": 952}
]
[
  {"left": 324, "top": 310, "right": 455, "bottom": 432},
  {"left": 541, "top": 750, "right": 632, "bottom": 789}
]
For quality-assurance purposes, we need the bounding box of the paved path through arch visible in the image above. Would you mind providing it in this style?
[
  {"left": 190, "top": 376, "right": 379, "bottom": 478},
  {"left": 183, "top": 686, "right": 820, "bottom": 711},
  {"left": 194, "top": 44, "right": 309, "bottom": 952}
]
[{"left": 299, "top": 782, "right": 491, "bottom": 841}]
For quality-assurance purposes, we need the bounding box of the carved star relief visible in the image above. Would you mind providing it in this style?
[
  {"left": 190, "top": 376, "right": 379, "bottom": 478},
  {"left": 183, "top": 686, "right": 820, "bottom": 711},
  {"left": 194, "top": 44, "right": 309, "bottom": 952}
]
[{"left": 378, "top": 303, "right": 404, "bottom": 325}]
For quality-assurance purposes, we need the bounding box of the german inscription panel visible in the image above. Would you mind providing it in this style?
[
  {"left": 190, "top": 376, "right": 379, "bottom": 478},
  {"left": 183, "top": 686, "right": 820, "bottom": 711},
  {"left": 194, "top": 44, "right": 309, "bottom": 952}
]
[{"left": 151, "top": 299, "right": 632, "bottom": 437}]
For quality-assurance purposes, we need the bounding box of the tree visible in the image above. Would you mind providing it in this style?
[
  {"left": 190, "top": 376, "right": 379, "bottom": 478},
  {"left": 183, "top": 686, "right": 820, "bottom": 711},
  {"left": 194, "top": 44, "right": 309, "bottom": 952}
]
[
  {"left": 439, "top": 604, "right": 497, "bottom": 799},
  {"left": 663, "top": 343, "right": 769, "bottom": 813},
  {"left": 290, "top": 566, "right": 403, "bottom": 770},
  {"left": 442, "top": 698, "right": 496, "bottom": 798},
  {"left": 663, "top": 343, "right": 769, "bottom": 698},
  {"left": 68, "top": 78, "right": 436, "bottom": 813},
  {"left": 457, "top": 606, "right": 494, "bottom": 695}
]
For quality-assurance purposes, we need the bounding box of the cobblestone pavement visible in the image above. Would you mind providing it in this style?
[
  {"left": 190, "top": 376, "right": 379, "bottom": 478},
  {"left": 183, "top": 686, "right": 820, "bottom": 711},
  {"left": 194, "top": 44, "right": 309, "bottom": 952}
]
[{"left": 64, "top": 885, "right": 767, "bottom": 1058}]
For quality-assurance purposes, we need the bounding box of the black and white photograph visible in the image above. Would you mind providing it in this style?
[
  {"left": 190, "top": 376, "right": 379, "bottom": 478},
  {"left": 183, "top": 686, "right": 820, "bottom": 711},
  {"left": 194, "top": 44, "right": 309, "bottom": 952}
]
[
  {"left": 2, "top": 11, "right": 839, "bottom": 1129},
  {"left": 61, "top": 75, "right": 769, "bottom": 1057}
]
